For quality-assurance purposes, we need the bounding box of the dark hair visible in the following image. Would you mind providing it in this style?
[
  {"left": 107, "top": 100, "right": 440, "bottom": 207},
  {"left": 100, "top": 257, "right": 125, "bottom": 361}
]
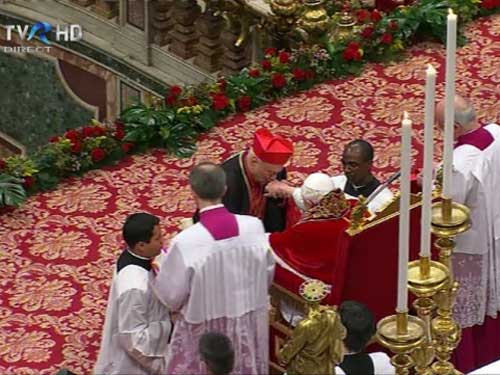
[
  {"left": 339, "top": 300, "right": 376, "bottom": 353},
  {"left": 122, "top": 213, "right": 160, "bottom": 249},
  {"left": 345, "top": 140, "right": 374, "bottom": 162},
  {"left": 199, "top": 332, "right": 235, "bottom": 375},
  {"left": 189, "top": 162, "right": 227, "bottom": 200}
]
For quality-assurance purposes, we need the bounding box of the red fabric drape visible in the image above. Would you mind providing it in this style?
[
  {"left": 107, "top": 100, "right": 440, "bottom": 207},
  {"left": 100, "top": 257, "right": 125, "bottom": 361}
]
[{"left": 270, "top": 218, "right": 351, "bottom": 305}]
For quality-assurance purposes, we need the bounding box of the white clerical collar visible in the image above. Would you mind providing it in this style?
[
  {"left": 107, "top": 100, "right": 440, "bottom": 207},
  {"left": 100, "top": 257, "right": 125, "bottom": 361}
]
[
  {"left": 127, "top": 249, "right": 151, "bottom": 260},
  {"left": 200, "top": 203, "right": 224, "bottom": 214}
]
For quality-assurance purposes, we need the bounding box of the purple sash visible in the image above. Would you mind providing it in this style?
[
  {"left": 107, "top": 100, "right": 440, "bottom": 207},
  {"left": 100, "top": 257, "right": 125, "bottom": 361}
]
[
  {"left": 199, "top": 206, "right": 239, "bottom": 240},
  {"left": 455, "top": 127, "right": 494, "bottom": 151}
]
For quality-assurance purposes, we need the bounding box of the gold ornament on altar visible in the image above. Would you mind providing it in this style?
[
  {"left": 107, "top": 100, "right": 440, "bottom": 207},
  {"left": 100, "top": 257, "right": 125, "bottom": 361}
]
[
  {"left": 297, "top": 0, "right": 330, "bottom": 39},
  {"left": 279, "top": 280, "right": 345, "bottom": 375},
  {"left": 298, "top": 279, "right": 331, "bottom": 302},
  {"left": 329, "top": 11, "right": 357, "bottom": 42}
]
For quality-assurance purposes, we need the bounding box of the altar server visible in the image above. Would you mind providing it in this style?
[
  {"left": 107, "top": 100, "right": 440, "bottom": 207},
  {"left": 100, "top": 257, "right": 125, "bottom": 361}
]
[
  {"left": 94, "top": 213, "right": 172, "bottom": 375},
  {"left": 152, "top": 162, "right": 275, "bottom": 374}
]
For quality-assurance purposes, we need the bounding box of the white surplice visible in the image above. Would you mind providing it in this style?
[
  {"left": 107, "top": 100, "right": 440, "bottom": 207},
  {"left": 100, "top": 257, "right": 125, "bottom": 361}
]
[
  {"left": 152, "top": 213, "right": 275, "bottom": 375},
  {"left": 331, "top": 175, "right": 394, "bottom": 213},
  {"left": 452, "top": 123, "right": 500, "bottom": 328},
  {"left": 336, "top": 352, "right": 395, "bottom": 375},
  {"left": 94, "top": 250, "right": 172, "bottom": 375}
]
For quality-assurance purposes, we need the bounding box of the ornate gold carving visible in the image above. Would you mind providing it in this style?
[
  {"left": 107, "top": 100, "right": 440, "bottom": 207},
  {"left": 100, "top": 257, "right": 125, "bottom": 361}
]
[{"left": 277, "top": 280, "right": 345, "bottom": 375}]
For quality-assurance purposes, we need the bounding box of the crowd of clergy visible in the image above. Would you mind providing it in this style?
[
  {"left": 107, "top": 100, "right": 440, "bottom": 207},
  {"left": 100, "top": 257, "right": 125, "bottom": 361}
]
[{"left": 93, "top": 95, "right": 500, "bottom": 375}]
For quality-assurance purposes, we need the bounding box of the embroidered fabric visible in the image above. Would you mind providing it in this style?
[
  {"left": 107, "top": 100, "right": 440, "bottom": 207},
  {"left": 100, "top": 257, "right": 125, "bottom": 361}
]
[{"left": 165, "top": 308, "right": 268, "bottom": 375}]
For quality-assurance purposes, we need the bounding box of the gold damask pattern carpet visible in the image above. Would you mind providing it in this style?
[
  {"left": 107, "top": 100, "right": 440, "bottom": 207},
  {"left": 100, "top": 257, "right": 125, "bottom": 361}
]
[{"left": 0, "top": 15, "right": 498, "bottom": 374}]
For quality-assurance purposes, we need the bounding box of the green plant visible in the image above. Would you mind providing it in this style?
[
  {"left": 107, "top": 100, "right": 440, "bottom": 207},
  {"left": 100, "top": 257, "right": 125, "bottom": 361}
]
[{"left": 0, "top": 174, "right": 26, "bottom": 207}]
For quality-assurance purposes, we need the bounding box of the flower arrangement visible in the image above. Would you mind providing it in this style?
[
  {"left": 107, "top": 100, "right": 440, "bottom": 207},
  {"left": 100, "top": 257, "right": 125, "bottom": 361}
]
[{"left": 0, "top": 0, "right": 498, "bottom": 209}]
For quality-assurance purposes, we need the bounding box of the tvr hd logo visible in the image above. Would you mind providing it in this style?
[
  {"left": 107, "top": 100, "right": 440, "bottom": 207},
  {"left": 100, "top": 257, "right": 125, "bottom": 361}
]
[{"left": 5, "top": 22, "right": 83, "bottom": 45}]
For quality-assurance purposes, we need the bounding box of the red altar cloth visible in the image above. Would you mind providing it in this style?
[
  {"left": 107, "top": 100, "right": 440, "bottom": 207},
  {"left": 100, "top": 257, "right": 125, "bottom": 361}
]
[{"left": 275, "top": 204, "right": 425, "bottom": 322}]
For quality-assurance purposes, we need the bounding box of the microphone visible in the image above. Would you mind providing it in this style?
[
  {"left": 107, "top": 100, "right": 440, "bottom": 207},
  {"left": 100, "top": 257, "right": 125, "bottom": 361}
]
[{"left": 366, "top": 171, "right": 401, "bottom": 204}]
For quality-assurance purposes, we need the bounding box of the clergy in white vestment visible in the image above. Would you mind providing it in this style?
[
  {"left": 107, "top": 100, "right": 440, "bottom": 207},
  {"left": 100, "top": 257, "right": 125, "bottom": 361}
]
[
  {"left": 436, "top": 95, "right": 500, "bottom": 328},
  {"left": 94, "top": 213, "right": 172, "bottom": 375},
  {"left": 336, "top": 300, "right": 395, "bottom": 375},
  {"left": 152, "top": 162, "right": 275, "bottom": 375},
  {"left": 266, "top": 140, "right": 393, "bottom": 214}
]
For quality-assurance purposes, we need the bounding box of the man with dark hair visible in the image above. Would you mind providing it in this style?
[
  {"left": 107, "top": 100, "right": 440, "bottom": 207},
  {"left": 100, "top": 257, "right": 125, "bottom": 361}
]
[
  {"left": 266, "top": 139, "right": 393, "bottom": 215},
  {"left": 153, "top": 162, "right": 274, "bottom": 374},
  {"left": 221, "top": 128, "right": 293, "bottom": 232},
  {"left": 199, "top": 332, "right": 235, "bottom": 375},
  {"left": 94, "top": 213, "right": 172, "bottom": 375},
  {"left": 337, "top": 300, "right": 394, "bottom": 375}
]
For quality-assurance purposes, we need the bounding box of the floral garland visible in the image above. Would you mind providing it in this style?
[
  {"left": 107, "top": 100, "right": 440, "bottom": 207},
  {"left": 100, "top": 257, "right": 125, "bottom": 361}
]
[{"left": 0, "top": 0, "right": 498, "bottom": 209}]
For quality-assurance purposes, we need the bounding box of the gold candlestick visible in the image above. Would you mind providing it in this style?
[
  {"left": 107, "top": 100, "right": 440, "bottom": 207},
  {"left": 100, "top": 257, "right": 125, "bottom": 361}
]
[
  {"left": 429, "top": 197, "right": 471, "bottom": 375},
  {"left": 377, "top": 311, "right": 426, "bottom": 375},
  {"left": 408, "top": 257, "right": 449, "bottom": 375}
]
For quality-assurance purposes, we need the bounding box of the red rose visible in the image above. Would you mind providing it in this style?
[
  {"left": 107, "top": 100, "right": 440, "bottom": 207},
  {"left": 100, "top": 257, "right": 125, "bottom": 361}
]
[
  {"left": 70, "top": 140, "right": 82, "bottom": 154},
  {"left": 23, "top": 176, "right": 35, "bottom": 189},
  {"left": 185, "top": 96, "right": 198, "bottom": 106},
  {"left": 381, "top": 33, "right": 393, "bottom": 44},
  {"left": 305, "top": 70, "right": 315, "bottom": 80},
  {"left": 347, "top": 41, "right": 361, "bottom": 50},
  {"left": 64, "top": 129, "right": 79, "bottom": 141},
  {"left": 82, "top": 126, "right": 94, "bottom": 138},
  {"left": 343, "top": 47, "right": 362, "bottom": 61},
  {"left": 93, "top": 126, "right": 106, "bottom": 137},
  {"left": 356, "top": 9, "right": 370, "bottom": 23},
  {"left": 271, "top": 73, "right": 287, "bottom": 89},
  {"left": 237, "top": 96, "right": 252, "bottom": 112},
  {"left": 165, "top": 94, "right": 177, "bottom": 106},
  {"left": 0, "top": 159, "right": 6, "bottom": 170},
  {"left": 292, "top": 68, "right": 306, "bottom": 81},
  {"left": 361, "top": 26, "right": 375, "bottom": 39},
  {"left": 249, "top": 69, "right": 260, "bottom": 78},
  {"left": 279, "top": 51, "right": 290, "bottom": 64},
  {"left": 114, "top": 127, "right": 125, "bottom": 140},
  {"left": 217, "top": 78, "right": 227, "bottom": 92},
  {"left": 49, "top": 136, "right": 60, "bottom": 143},
  {"left": 211, "top": 93, "right": 230, "bottom": 111},
  {"left": 388, "top": 20, "right": 399, "bottom": 30},
  {"left": 91, "top": 148, "right": 106, "bottom": 162},
  {"left": 261, "top": 60, "right": 272, "bottom": 71},
  {"left": 169, "top": 85, "right": 182, "bottom": 97},
  {"left": 122, "top": 142, "right": 134, "bottom": 153},
  {"left": 481, "top": 0, "right": 495, "bottom": 8},
  {"left": 264, "top": 47, "right": 277, "bottom": 57},
  {"left": 371, "top": 10, "right": 383, "bottom": 23}
]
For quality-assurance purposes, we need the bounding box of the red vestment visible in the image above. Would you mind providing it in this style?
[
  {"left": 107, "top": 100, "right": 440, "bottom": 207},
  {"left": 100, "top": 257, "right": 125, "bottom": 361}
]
[{"left": 269, "top": 217, "right": 351, "bottom": 305}]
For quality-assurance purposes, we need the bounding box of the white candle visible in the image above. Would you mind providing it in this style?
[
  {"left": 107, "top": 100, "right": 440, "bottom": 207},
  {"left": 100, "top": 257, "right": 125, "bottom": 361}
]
[
  {"left": 420, "top": 64, "right": 436, "bottom": 258},
  {"left": 443, "top": 8, "right": 457, "bottom": 198},
  {"left": 397, "top": 112, "right": 412, "bottom": 312}
]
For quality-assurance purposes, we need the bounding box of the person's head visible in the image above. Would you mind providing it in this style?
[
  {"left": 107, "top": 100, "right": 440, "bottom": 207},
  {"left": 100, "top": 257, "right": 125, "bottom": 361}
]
[
  {"left": 122, "top": 213, "right": 163, "bottom": 258},
  {"left": 435, "top": 95, "right": 477, "bottom": 140},
  {"left": 189, "top": 162, "right": 227, "bottom": 205},
  {"left": 247, "top": 128, "right": 293, "bottom": 185},
  {"left": 341, "top": 140, "right": 374, "bottom": 186},
  {"left": 299, "top": 172, "right": 336, "bottom": 211},
  {"left": 199, "top": 332, "right": 235, "bottom": 375},
  {"left": 339, "top": 300, "right": 376, "bottom": 354}
]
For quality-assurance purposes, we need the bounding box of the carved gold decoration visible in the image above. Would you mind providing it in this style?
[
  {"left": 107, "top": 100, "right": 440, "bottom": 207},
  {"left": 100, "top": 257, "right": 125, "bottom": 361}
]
[
  {"left": 279, "top": 280, "right": 345, "bottom": 375},
  {"left": 297, "top": 0, "right": 330, "bottom": 40},
  {"left": 377, "top": 312, "right": 426, "bottom": 375},
  {"left": 347, "top": 195, "right": 368, "bottom": 233},
  {"left": 329, "top": 11, "right": 356, "bottom": 43},
  {"left": 428, "top": 197, "right": 471, "bottom": 375},
  {"left": 408, "top": 257, "right": 449, "bottom": 375}
]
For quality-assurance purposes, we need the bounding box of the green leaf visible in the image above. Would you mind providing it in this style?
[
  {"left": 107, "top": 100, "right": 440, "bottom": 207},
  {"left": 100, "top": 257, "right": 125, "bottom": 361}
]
[{"left": 0, "top": 174, "right": 27, "bottom": 207}]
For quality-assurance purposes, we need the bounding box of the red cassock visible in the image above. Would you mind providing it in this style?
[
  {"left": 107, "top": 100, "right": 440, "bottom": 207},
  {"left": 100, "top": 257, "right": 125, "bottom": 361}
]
[{"left": 269, "top": 218, "right": 351, "bottom": 305}]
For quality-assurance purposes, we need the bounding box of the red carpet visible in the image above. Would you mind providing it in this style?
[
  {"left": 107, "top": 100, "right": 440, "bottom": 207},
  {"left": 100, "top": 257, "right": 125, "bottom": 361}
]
[{"left": 0, "top": 15, "right": 498, "bottom": 374}]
